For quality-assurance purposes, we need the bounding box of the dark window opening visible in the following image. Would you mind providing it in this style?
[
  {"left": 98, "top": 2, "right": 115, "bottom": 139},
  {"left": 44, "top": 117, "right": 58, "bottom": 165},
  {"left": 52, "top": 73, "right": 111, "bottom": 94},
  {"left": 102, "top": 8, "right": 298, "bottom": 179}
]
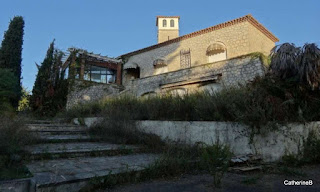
[
  {"left": 126, "top": 67, "right": 140, "bottom": 79},
  {"left": 170, "top": 19, "right": 174, "bottom": 27},
  {"left": 163, "top": 19, "right": 167, "bottom": 27},
  {"left": 83, "top": 64, "right": 116, "bottom": 84}
]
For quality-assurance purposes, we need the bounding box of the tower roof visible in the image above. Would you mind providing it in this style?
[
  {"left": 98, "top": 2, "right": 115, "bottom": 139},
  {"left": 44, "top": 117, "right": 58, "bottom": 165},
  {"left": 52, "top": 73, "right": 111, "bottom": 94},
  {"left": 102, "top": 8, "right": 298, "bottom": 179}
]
[{"left": 156, "top": 16, "right": 180, "bottom": 26}]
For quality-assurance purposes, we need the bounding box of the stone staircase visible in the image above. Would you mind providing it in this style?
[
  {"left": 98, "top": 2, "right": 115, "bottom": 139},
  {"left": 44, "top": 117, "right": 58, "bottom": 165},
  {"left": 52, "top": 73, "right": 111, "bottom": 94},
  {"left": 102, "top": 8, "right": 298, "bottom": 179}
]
[{"left": 24, "top": 121, "right": 159, "bottom": 192}]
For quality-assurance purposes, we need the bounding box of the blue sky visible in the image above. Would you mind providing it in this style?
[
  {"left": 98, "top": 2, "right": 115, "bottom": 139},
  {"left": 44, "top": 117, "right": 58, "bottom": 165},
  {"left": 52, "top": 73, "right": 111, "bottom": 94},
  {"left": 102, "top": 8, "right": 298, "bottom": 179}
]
[{"left": 0, "top": 0, "right": 319, "bottom": 90}]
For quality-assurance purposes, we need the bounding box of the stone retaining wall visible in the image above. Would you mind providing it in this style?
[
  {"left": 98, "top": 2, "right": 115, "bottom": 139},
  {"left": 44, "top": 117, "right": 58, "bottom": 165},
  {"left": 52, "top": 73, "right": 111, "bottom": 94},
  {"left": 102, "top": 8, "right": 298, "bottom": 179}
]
[
  {"left": 77, "top": 118, "right": 320, "bottom": 162},
  {"left": 126, "top": 55, "right": 265, "bottom": 96},
  {"left": 66, "top": 80, "right": 124, "bottom": 109}
]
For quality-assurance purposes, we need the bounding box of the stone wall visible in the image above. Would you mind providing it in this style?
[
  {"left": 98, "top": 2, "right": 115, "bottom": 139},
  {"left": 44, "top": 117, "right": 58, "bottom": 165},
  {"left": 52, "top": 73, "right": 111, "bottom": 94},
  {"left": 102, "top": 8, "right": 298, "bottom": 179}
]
[
  {"left": 66, "top": 80, "right": 124, "bottom": 109},
  {"left": 158, "top": 29, "right": 179, "bottom": 43},
  {"left": 137, "top": 121, "right": 320, "bottom": 162},
  {"left": 78, "top": 117, "right": 320, "bottom": 162},
  {"left": 123, "top": 20, "right": 275, "bottom": 86},
  {"left": 248, "top": 24, "right": 275, "bottom": 56},
  {"left": 125, "top": 54, "right": 265, "bottom": 96}
]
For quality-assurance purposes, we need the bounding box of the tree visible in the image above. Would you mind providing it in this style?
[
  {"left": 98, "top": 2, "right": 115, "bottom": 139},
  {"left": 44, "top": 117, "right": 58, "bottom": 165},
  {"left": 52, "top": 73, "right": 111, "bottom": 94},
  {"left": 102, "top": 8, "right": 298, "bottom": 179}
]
[
  {"left": 30, "top": 41, "right": 55, "bottom": 114},
  {"left": 0, "top": 16, "right": 25, "bottom": 108},
  {"left": 30, "top": 40, "right": 68, "bottom": 116},
  {"left": 18, "top": 87, "right": 30, "bottom": 112},
  {"left": 0, "top": 68, "right": 19, "bottom": 115},
  {"left": 269, "top": 43, "right": 320, "bottom": 90},
  {"left": 299, "top": 43, "right": 320, "bottom": 90}
]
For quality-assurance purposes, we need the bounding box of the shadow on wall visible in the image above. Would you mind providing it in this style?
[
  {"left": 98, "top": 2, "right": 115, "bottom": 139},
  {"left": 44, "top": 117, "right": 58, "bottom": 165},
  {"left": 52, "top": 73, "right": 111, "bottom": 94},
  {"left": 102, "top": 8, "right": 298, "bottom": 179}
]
[{"left": 122, "top": 41, "right": 182, "bottom": 86}]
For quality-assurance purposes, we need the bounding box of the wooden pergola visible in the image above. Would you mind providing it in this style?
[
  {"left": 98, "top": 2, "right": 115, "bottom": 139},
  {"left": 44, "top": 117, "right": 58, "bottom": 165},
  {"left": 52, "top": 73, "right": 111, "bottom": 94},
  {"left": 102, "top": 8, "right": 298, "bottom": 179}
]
[{"left": 62, "top": 48, "right": 122, "bottom": 85}]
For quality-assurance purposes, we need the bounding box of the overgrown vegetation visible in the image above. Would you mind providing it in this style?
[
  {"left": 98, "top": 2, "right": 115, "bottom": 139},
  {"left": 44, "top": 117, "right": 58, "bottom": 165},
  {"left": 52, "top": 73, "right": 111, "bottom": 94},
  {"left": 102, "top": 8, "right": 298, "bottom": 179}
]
[
  {"left": 281, "top": 130, "right": 320, "bottom": 167},
  {"left": 90, "top": 118, "right": 165, "bottom": 150},
  {"left": 65, "top": 76, "right": 320, "bottom": 129},
  {"left": 0, "top": 68, "right": 20, "bottom": 116},
  {"left": 30, "top": 40, "right": 69, "bottom": 117},
  {"left": 87, "top": 108, "right": 232, "bottom": 190},
  {"left": 73, "top": 43, "right": 320, "bottom": 190},
  {"left": 64, "top": 43, "right": 320, "bottom": 132},
  {"left": 89, "top": 104, "right": 165, "bottom": 150},
  {"left": 18, "top": 87, "right": 31, "bottom": 112},
  {"left": 270, "top": 43, "right": 320, "bottom": 90},
  {"left": 0, "top": 116, "right": 36, "bottom": 180},
  {"left": 81, "top": 143, "right": 231, "bottom": 191},
  {"left": 200, "top": 143, "right": 232, "bottom": 187}
]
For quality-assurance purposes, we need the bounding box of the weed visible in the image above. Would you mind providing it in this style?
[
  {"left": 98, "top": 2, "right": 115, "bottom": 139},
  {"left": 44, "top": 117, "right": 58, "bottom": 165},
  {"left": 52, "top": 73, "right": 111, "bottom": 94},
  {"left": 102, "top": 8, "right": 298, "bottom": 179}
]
[
  {"left": 280, "top": 131, "right": 320, "bottom": 167},
  {"left": 62, "top": 74, "right": 320, "bottom": 132},
  {"left": 199, "top": 142, "right": 232, "bottom": 188},
  {"left": 89, "top": 116, "right": 165, "bottom": 150},
  {"left": 302, "top": 131, "right": 320, "bottom": 164},
  {"left": 0, "top": 116, "right": 37, "bottom": 179},
  {"left": 0, "top": 164, "right": 32, "bottom": 180},
  {"left": 281, "top": 154, "right": 302, "bottom": 167},
  {"left": 81, "top": 143, "right": 232, "bottom": 191}
]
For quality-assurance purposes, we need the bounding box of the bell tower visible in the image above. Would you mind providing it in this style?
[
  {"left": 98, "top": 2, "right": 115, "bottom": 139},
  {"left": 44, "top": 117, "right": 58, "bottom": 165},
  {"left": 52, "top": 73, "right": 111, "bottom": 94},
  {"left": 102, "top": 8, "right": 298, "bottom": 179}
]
[{"left": 156, "top": 16, "right": 180, "bottom": 44}]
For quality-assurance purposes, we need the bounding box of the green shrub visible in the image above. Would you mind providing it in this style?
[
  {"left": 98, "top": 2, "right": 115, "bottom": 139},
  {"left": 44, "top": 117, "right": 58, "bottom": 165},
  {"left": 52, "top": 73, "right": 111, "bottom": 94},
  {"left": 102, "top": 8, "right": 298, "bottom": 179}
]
[
  {"left": 0, "top": 68, "right": 20, "bottom": 115},
  {"left": 0, "top": 116, "right": 36, "bottom": 180},
  {"left": 90, "top": 110, "right": 165, "bottom": 149},
  {"left": 303, "top": 131, "right": 320, "bottom": 164},
  {"left": 200, "top": 143, "right": 232, "bottom": 188},
  {"left": 0, "top": 116, "right": 36, "bottom": 166},
  {"left": 281, "top": 130, "right": 320, "bottom": 166},
  {"left": 63, "top": 74, "right": 320, "bottom": 129}
]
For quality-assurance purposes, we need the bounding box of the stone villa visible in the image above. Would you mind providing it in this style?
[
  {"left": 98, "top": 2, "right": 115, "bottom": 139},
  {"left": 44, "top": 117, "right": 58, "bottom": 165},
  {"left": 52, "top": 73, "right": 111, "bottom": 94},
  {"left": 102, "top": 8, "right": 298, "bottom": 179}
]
[{"left": 63, "top": 14, "right": 279, "bottom": 108}]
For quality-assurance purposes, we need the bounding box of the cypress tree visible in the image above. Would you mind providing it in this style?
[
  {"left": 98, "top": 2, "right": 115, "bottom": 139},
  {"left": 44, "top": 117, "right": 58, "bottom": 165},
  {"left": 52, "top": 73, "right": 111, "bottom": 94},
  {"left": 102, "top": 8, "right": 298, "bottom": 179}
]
[
  {"left": 30, "top": 41, "right": 55, "bottom": 114},
  {"left": 31, "top": 40, "right": 68, "bottom": 116},
  {"left": 0, "top": 16, "right": 25, "bottom": 108}
]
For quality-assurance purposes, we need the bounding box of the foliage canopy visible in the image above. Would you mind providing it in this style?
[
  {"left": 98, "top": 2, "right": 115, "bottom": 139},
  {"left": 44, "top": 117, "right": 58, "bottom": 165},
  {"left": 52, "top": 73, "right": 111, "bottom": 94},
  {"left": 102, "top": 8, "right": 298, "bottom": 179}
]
[{"left": 0, "top": 16, "right": 24, "bottom": 108}]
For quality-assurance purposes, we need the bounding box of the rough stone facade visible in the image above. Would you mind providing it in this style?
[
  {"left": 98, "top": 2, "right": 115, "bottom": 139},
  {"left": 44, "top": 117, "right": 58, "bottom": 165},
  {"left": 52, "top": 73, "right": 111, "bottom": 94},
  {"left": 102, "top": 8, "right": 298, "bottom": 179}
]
[
  {"left": 124, "top": 54, "right": 265, "bottom": 96},
  {"left": 122, "top": 18, "right": 276, "bottom": 86},
  {"left": 158, "top": 29, "right": 179, "bottom": 43},
  {"left": 66, "top": 80, "right": 124, "bottom": 109},
  {"left": 65, "top": 15, "right": 278, "bottom": 108}
]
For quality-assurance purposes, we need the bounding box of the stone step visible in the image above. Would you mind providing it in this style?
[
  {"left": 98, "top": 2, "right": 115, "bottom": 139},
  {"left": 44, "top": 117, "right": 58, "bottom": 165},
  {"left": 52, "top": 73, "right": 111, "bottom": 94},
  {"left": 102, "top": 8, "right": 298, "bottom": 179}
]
[
  {"left": 36, "top": 133, "right": 94, "bottom": 143},
  {"left": 27, "top": 124, "right": 88, "bottom": 132},
  {"left": 27, "top": 154, "right": 159, "bottom": 192},
  {"left": 25, "top": 142, "right": 143, "bottom": 160},
  {"left": 27, "top": 123, "right": 85, "bottom": 128},
  {"left": 28, "top": 120, "right": 53, "bottom": 124}
]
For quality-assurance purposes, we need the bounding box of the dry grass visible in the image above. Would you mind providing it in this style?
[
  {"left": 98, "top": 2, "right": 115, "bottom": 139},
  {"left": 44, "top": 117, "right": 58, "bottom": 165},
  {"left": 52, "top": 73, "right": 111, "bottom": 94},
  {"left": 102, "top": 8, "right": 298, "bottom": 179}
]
[{"left": 0, "top": 116, "right": 37, "bottom": 180}]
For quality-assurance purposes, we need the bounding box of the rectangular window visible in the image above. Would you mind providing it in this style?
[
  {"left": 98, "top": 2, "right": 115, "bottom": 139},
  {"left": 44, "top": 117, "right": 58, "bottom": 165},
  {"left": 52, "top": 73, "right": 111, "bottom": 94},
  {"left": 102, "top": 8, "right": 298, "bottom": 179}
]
[
  {"left": 180, "top": 49, "right": 191, "bottom": 68},
  {"left": 83, "top": 64, "right": 116, "bottom": 84}
]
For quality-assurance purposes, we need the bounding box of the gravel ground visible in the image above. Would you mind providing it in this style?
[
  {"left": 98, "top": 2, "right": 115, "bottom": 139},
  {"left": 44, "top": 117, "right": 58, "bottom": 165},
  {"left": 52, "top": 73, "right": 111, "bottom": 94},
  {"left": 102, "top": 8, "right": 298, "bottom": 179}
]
[{"left": 99, "top": 164, "right": 320, "bottom": 192}]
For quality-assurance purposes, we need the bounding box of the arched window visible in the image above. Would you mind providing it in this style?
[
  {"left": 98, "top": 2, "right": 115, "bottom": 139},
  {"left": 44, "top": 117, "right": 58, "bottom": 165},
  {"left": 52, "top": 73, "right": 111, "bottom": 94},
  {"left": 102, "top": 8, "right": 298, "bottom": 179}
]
[
  {"left": 206, "top": 42, "right": 227, "bottom": 63},
  {"left": 123, "top": 62, "right": 140, "bottom": 80},
  {"left": 167, "top": 88, "right": 187, "bottom": 97},
  {"left": 153, "top": 59, "right": 168, "bottom": 75},
  {"left": 170, "top": 19, "right": 174, "bottom": 27},
  {"left": 163, "top": 19, "right": 167, "bottom": 27}
]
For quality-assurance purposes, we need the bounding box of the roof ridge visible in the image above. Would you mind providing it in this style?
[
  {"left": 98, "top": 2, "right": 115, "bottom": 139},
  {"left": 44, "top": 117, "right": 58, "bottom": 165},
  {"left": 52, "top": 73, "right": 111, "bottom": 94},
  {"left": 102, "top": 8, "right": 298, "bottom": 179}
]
[{"left": 120, "top": 14, "right": 279, "bottom": 58}]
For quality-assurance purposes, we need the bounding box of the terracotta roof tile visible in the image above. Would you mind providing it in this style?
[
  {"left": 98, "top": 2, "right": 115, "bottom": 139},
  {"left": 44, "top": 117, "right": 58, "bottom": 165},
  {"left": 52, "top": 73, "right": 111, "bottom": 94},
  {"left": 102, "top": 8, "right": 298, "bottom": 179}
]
[
  {"left": 120, "top": 14, "right": 279, "bottom": 58},
  {"left": 156, "top": 16, "right": 180, "bottom": 26}
]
